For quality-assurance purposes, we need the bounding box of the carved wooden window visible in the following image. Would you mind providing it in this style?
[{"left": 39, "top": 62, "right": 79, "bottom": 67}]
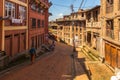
[
  {"left": 87, "top": 12, "right": 91, "bottom": 22},
  {"left": 106, "top": 0, "right": 113, "bottom": 13},
  {"left": 93, "top": 10, "right": 98, "bottom": 22},
  {"left": 107, "top": 0, "right": 113, "bottom": 4},
  {"left": 82, "top": 13, "right": 84, "bottom": 17},
  {"left": 106, "top": 20, "right": 114, "bottom": 39}
]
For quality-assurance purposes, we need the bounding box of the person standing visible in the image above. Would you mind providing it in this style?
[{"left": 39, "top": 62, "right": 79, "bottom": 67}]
[{"left": 29, "top": 47, "right": 36, "bottom": 64}]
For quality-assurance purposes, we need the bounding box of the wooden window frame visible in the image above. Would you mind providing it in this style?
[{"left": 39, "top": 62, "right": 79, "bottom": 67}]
[
  {"left": 5, "top": 1, "right": 15, "bottom": 18},
  {"left": 32, "top": 18, "right": 36, "bottom": 28}
]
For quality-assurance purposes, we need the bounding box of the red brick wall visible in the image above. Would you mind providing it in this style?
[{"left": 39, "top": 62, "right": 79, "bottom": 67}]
[
  {"left": 44, "top": 9, "right": 49, "bottom": 33},
  {"left": 3, "top": 0, "right": 28, "bottom": 56},
  {"left": 0, "top": 0, "right": 3, "bottom": 51},
  {"left": 28, "top": 1, "right": 49, "bottom": 49}
]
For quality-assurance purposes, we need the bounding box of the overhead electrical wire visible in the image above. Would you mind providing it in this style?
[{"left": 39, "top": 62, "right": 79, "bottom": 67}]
[
  {"left": 53, "top": 3, "right": 98, "bottom": 9},
  {"left": 53, "top": 3, "right": 78, "bottom": 8},
  {"left": 79, "top": 0, "right": 84, "bottom": 10},
  {"left": 82, "top": 0, "right": 87, "bottom": 9}
]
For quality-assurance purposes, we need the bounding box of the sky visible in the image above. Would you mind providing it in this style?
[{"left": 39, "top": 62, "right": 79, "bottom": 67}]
[{"left": 49, "top": 0, "right": 100, "bottom": 21}]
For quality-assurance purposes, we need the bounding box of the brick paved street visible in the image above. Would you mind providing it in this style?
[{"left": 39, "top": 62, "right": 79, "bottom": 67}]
[
  {"left": 0, "top": 42, "right": 114, "bottom": 80},
  {"left": 0, "top": 42, "right": 74, "bottom": 80}
]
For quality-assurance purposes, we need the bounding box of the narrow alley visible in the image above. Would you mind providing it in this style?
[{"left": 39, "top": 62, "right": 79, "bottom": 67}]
[{"left": 0, "top": 42, "right": 113, "bottom": 80}]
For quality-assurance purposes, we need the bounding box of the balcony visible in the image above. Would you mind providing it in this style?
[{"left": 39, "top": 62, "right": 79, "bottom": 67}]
[
  {"left": 72, "top": 17, "right": 86, "bottom": 21},
  {"left": 56, "top": 18, "right": 64, "bottom": 22},
  {"left": 93, "top": 22, "right": 101, "bottom": 28},
  {"left": 86, "top": 22, "right": 101, "bottom": 28},
  {"left": 4, "top": 19, "right": 27, "bottom": 26},
  {"left": 86, "top": 23, "right": 92, "bottom": 27},
  {"left": 64, "top": 18, "right": 71, "bottom": 21}
]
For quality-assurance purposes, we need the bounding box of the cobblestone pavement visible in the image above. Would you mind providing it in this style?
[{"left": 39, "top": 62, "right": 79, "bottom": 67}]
[{"left": 0, "top": 42, "right": 74, "bottom": 80}]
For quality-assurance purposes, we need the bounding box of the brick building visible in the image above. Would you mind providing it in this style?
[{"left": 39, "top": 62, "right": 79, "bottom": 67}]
[
  {"left": 49, "top": 21, "right": 58, "bottom": 39},
  {"left": 0, "top": 0, "right": 50, "bottom": 60},
  {"left": 85, "top": 6, "right": 102, "bottom": 53},
  {"left": 53, "top": 9, "right": 86, "bottom": 47},
  {"left": 56, "top": 18, "right": 64, "bottom": 42},
  {"left": 28, "top": 0, "right": 50, "bottom": 52},
  {"left": 101, "top": 0, "right": 120, "bottom": 69},
  {"left": 49, "top": 0, "right": 120, "bottom": 70},
  {"left": 0, "top": 0, "right": 28, "bottom": 58}
]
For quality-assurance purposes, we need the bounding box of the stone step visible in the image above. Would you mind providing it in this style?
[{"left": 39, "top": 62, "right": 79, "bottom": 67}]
[
  {"left": 88, "top": 52, "right": 99, "bottom": 61},
  {"left": 81, "top": 49, "right": 93, "bottom": 61},
  {"left": 83, "top": 46, "right": 89, "bottom": 53},
  {"left": 81, "top": 47, "right": 99, "bottom": 61},
  {"left": 85, "top": 46, "right": 100, "bottom": 58}
]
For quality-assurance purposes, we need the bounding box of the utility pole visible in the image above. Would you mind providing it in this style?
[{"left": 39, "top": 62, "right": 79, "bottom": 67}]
[
  {"left": 70, "top": 4, "right": 76, "bottom": 52},
  {"left": 70, "top": 5, "right": 76, "bottom": 79}
]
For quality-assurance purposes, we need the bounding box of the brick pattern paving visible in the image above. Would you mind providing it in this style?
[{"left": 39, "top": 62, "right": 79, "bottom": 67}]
[{"left": 0, "top": 42, "right": 73, "bottom": 80}]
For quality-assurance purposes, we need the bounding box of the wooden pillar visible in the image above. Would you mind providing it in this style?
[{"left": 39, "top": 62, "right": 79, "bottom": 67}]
[
  {"left": 11, "top": 34, "right": 14, "bottom": 56},
  {"left": 2, "top": 0, "right": 4, "bottom": 51},
  {"left": 19, "top": 33, "right": 21, "bottom": 52}
]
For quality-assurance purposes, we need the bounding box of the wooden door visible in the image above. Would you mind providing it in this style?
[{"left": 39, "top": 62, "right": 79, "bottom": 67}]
[
  {"left": 14, "top": 35, "right": 19, "bottom": 55},
  {"left": 5, "top": 36, "right": 12, "bottom": 56},
  {"left": 111, "top": 46, "right": 117, "bottom": 68},
  {"left": 118, "top": 50, "right": 120, "bottom": 68},
  {"left": 21, "top": 34, "right": 26, "bottom": 52},
  {"left": 105, "top": 43, "right": 111, "bottom": 65}
]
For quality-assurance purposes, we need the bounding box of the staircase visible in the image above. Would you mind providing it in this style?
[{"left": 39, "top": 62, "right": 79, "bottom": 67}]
[{"left": 81, "top": 46, "right": 100, "bottom": 61}]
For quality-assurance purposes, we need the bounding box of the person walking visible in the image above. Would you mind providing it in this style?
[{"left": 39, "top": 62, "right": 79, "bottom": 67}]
[{"left": 29, "top": 47, "right": 36, "bottom": 64}]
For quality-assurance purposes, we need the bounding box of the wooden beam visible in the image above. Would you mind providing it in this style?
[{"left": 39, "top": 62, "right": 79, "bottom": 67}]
[
  {"left": 4, "top": 26, "right": 28, "bottom": 30},
  {"left": 9, "top": 0, "right": 27, "bottom": 7}
]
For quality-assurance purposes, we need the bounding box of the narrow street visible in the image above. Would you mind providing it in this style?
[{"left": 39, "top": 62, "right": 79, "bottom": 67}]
[
  {"left": 0, "top": 42, "right": 113, "bottom": 80},
  {"left": 0, "top": 0, "right": 119, "bottom": 80},
  {"left": 0, "top": 42, "right": 73, "bottom": 80}
]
